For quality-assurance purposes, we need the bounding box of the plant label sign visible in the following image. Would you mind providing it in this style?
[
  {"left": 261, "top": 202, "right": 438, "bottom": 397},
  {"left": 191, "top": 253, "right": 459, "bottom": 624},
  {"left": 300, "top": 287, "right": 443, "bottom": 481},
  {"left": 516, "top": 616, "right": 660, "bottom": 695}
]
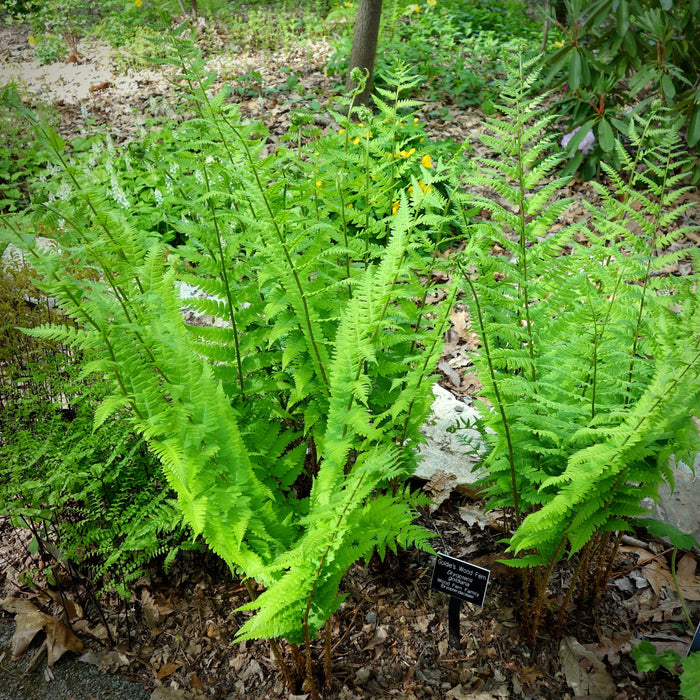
[
  {"left": 688, "top": 622, "right": 700, "bottom": 656},
  {"left": 430, "top": 553, "right": 490, "bottom": 606}
]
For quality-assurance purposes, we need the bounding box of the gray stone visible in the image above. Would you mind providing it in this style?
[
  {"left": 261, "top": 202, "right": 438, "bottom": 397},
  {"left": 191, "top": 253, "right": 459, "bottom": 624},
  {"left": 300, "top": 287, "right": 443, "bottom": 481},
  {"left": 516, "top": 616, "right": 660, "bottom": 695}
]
[
  {"left": 415, "top": 384, "right": 487, "bottom": 486},
  {"left": 1, "top": 237, "right": 58, "bottom": 270},
  {"left": 641, "top": 453, "right": 700, "bottom": 544},
  {"left": 416, "top": 385, "right": 700, "bottom": 543}
]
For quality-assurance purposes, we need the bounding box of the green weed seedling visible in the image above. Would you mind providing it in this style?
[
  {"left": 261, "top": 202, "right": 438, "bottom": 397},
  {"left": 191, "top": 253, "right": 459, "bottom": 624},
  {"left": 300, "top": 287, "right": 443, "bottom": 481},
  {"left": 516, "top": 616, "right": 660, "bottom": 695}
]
[{"left": 631, "top": 642, "right": 700, "bottom": 700}]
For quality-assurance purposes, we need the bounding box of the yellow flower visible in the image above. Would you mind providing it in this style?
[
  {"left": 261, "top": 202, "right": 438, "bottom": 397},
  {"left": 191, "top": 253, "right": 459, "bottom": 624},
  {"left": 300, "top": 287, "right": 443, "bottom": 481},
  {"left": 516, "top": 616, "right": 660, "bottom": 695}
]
[
  {"left": 316, "top": 180, "right": 322, "bottom": 188},
  {"left": 339, "top": 128, "right": 346, "bottom": 134},
  {"left": 392, "top": 200, "right": 400, "bottom": 215},
  {"left": 413, "top": 117, "right": 419, "bottom": 124},
  {"left": 134, "top": 0, "right": 142, "bottom": 7},
  {"left": 421, "top": 154, "right": 433, "bottom": 168},
  {"left": 399, "top": 149, "right": 410, "bottom": 158},
  {"left": 554, "top": 40, "right": 565, "bottom": 47},
  {"left": 352, "top": 136, "right": 360, "bottom": 145},
  {"left": 408, "top": 185, "right": 414, "bottom": 196},
  {"left": 419, "top": 180, "right": 432, "bottom": 194},
  {"left": 427, "top": 0, "right": 437, "bottom": 5},
  {"left": 348, "top": 203, "right": 353, "bottom": 209},
  {"left": 28, "top": 35, "right": 35, "bottom": 45},
  {"left": 344, "top": 1, "right": 353, "bottom": 6}
]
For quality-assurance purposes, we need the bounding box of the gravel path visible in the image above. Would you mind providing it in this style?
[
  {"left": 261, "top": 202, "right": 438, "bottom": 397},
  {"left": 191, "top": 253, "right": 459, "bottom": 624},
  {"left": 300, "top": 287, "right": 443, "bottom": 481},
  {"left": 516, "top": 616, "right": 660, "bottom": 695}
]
[{"left": 0, "top": 616, "right": 151, "bottom": 700}]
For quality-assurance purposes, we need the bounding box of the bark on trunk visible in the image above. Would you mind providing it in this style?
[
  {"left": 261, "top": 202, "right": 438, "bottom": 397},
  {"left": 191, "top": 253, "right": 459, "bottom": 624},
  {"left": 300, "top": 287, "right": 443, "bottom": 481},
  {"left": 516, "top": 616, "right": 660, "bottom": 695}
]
[{"left": 345, "top": 0, "right": 383, "bottom": 109}]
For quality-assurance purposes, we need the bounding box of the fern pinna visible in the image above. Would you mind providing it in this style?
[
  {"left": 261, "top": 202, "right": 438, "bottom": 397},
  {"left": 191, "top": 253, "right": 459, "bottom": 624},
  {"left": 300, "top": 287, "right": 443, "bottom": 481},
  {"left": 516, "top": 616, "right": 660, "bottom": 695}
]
[
  {"left": 1, "top": 45, "right": 454, "bottom": 694},
  {"left": 457, "top": 60, "right": 700, "bottom": 639}
]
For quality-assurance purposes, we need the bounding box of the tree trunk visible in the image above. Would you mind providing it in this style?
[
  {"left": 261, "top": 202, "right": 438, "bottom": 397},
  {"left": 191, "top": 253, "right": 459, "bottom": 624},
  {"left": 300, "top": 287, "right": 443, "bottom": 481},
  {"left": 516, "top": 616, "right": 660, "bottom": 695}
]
[{"left": 346, "top": 0, "right": 383, "bottom": 108}]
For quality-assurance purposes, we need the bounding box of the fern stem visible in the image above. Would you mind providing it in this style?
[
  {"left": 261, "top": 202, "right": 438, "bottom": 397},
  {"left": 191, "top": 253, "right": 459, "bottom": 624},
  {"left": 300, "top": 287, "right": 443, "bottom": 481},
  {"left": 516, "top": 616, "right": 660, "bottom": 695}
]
[
  {"left": 226, "top": 118, "right": 331, "bottom": 393},
  {"left": 555, "top": 547, "right": 587, "bottom": 634},
  {"left": 290, "top": 643, "right": 306, "bottom": 676},
  {"left": 585, "top": 283, "right": 599, "bottom": 420},
  {"left": 460, "top": 262, "right": 521, "bottom": 526},
  {"left": 592, "top": 530, "right": 623, "bottom": 607},
  {"left": 529, "top": 533, "right": 567, "bottom": 643},
  {"left": 363, "top": 128, "right": 371, "bottom": 266},
  {"left": 302, "top": 619, "right": 320, "bottom": 700},
  {"left": 576, "top": 535, "right": 597, "bottom": 605},
  {"left": 243, "top": 579, "right": 298, "bottom": 689},
  {"left": 324, "top": 618, "right": 333, "bottom": 690},
  {"left": 406, "top": 190, "right": 454, "bottom": 360},
  {"left": 624, "top": 149, "right": 671, "bottom": 406},
  {"left": 335, "top": 173, "right": 353, "bottom": 294},
  {"left": 671, "top": 546, "right": 694, "bottom": 631},
  {"left": 399, "top": 281, "right": 458, "bottom": 447},
  {"left": 589, "top": 530, "right": 611, "bottom": 600},
  {"left": 200, "top": 162, "right": 246, "bottom": 397},
  {"left": 516, "top": 133, "right": 536, "bottom": 384}
]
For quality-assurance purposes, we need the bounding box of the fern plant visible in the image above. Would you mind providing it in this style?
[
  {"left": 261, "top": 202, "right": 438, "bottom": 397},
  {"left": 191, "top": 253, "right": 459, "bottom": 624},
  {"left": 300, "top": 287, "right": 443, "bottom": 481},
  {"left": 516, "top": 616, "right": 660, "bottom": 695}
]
[
  {"left": 0, "top": 371, "right": 192, "bottom": 593},
  {"left": 1, "top": 41, "right": 454, "bottom": 696},
  {"left": 456, "top": 58, "right": 700, "bottom": 641}
]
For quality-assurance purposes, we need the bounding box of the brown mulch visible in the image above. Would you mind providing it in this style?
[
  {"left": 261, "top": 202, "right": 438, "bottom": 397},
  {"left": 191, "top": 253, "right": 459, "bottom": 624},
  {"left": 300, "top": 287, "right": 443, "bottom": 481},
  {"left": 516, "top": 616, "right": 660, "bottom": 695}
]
[{"left": 0, "top": 492, "right": 695, "bottom": 700}]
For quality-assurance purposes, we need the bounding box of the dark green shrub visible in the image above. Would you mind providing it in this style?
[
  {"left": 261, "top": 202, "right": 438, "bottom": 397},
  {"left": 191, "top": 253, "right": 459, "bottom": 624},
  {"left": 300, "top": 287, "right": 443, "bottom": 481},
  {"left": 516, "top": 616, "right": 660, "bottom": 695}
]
[{"left": 544, "top": 0, "right": 700, "bottom": 179}]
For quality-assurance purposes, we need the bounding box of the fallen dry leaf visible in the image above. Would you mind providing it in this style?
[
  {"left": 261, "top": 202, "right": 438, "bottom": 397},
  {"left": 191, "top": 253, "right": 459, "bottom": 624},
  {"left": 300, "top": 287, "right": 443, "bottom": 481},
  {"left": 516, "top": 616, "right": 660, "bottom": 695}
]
[
  {"left": 622, "top": 548, "right": 700, "bottom": 599},
  {"left": 156, "top": 661, "right": 181, "bottom": 679},
  {"left": 438, "top": 359, "right": 461, "bottom": 389},
  {"left": 449, "top": 305, "right": 470, "bottom": 337},
  {"left": 593, "top": 631, "right": 634, "bottom": 666},
  {"left": 675, "top": 552, "right": 700, "bottom": 601},
  {"left": 559, "top": 636, "right": 616, "bottom": 700},
  {"left": 458, "top": 505, "right": 502, "bottom": 531},
  {"left": 0, "top": 596, "right": 82, "bottom": 667},
  {"left": 423, "top": 469, "right": 457, "bottom": 512},
  {"left": 79, "top": 649, "right": 129, "bottom": 671}
]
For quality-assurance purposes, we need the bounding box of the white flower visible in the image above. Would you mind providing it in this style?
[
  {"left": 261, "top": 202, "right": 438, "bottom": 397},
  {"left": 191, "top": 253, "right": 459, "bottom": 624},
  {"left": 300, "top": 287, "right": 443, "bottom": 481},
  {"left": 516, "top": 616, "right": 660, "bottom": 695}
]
[
  {"left": 110, "top": 172, "right": 129, "bottom": 208},
  {"left": 55, "top": 181, "right": 72, "bottom": 201},
  {"left": 561, "top": 127, "right": 595, "bottom": 155}
]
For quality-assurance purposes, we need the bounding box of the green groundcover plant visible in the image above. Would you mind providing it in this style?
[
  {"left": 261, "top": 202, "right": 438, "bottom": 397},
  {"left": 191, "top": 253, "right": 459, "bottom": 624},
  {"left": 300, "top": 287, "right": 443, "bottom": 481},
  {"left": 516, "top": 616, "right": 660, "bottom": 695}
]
[
  {"left": 0, "top": 364, "right": 193, "bottom": 599},
  {"left": 631, "top": 642, "right": 700, "bottom": 700}
]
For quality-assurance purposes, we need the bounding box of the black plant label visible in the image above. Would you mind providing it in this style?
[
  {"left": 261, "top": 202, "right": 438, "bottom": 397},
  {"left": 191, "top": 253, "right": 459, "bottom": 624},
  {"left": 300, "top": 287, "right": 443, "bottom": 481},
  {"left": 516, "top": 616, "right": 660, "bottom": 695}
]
[
  {"left": 688, "top": 622, "right": 700, "bottom": 656},
  {"left": 430, "top": 553, "right": 490, "bottom": 607}
]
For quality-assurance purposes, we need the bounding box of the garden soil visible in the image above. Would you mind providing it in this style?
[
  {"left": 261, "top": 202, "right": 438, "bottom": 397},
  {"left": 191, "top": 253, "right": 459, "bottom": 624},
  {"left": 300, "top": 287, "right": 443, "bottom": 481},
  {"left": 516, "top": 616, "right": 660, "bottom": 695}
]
[{"left": 2, "top": 18, "right": 700, "bottom": 700}]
